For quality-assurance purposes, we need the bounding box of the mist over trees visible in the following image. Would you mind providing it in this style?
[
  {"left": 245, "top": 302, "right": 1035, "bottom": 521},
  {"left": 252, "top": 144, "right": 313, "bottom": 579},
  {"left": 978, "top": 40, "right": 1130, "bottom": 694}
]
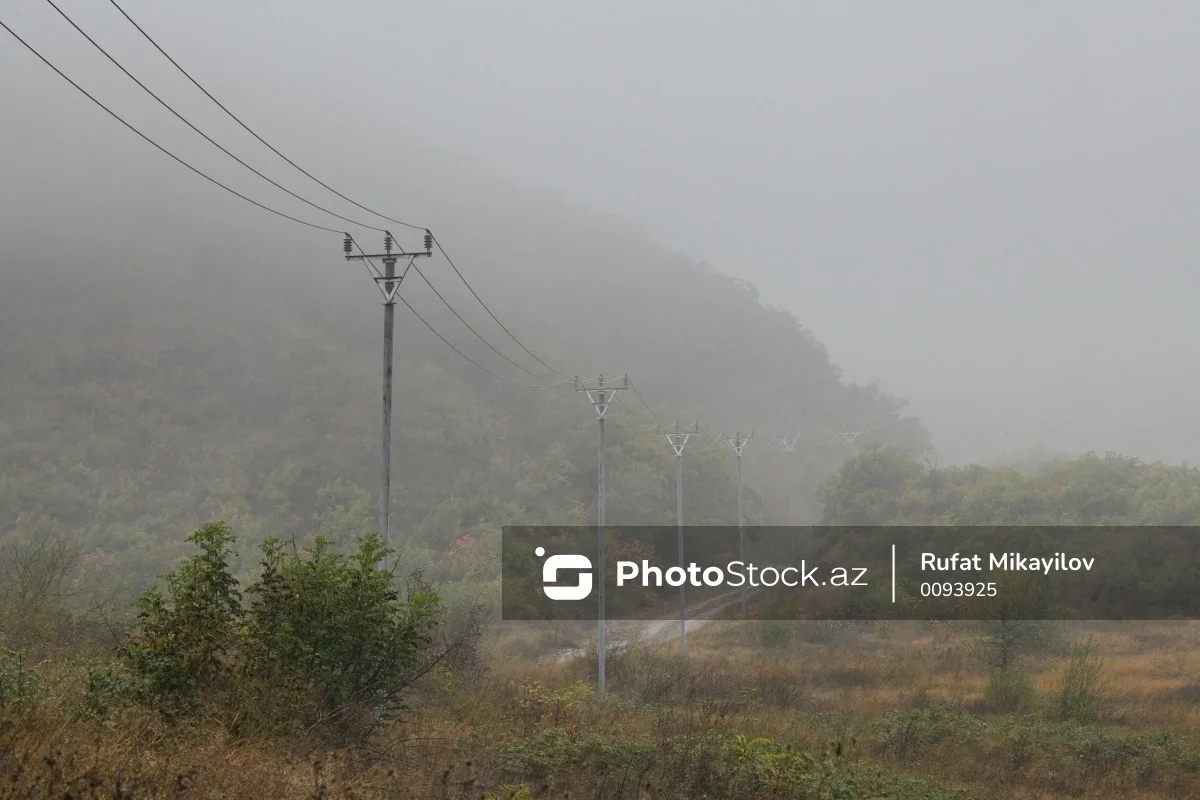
[{"left": 0, "top": 139, "right": 928, "bottom": 593}]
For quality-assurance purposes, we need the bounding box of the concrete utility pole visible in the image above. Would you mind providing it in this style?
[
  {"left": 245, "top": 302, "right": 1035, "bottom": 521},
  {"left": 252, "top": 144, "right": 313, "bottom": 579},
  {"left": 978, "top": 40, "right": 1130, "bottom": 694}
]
[
  {"left": 575, "top": 374, "right": 627, "bottom": 698},
  {"left": 657, "top": 422, "right": 700, "bottom": 657},
  {"left": 726, "top": 430, "right": 755, "bottom": 615},
  {"left": 777, "top": 432, "right": 800, "bottom": 563},
  {"left": 345, "top": 231, "right": 432, "bottom": 569}
]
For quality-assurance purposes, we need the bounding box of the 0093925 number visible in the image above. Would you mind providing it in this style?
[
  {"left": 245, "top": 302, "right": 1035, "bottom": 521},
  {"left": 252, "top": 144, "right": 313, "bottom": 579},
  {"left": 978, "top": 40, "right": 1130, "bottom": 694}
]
[{"left": 920, "top": 582, "right": 996, "bottom": 597}]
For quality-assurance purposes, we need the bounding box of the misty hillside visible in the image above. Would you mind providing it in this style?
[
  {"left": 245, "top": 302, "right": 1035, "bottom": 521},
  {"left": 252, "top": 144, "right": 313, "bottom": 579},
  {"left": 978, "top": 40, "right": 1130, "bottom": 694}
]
[{"left": 0, "top": 132, "right": 927, "bottom": 584}]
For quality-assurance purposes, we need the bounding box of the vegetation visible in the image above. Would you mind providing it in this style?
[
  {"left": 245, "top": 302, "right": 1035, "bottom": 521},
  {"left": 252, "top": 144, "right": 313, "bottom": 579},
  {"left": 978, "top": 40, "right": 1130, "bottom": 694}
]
[
  {"left": 819, "top": 446, "right": 1200, "bottom": 526},
  {"left": 4, "top": 206, "right": 1200, "bottom": 795},
  {"left": 3, "top": 448, "right": 1200, "bottom": 796}
]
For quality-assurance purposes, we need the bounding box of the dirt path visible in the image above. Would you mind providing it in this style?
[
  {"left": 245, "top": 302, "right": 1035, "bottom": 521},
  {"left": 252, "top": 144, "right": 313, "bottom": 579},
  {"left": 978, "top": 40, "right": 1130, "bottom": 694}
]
[{"left": 549, "top": 589, "right": 753, "bottom": 662}]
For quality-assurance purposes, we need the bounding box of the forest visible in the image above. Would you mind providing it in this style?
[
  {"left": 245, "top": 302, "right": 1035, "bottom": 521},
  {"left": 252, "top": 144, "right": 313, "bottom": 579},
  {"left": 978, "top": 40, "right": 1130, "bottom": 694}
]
[
  {"left": 4, "top": 227, "right": 1200, "bottom": 795},
  {"left": 1, "top": 92, "right": 1197, "bottom": 797}
]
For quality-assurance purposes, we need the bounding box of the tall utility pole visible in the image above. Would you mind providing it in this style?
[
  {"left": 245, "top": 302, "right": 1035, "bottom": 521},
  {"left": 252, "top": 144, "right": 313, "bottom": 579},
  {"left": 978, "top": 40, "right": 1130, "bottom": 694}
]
[
  {"left": 726, "top": 430, "right": 755, "bottom": 615},
  {"left": 575, "top": 374, "right": 627, "bottom": 698},
  {"left": 778, "top": 432, "right": 800, "bottom": 563},
  {"left": 345, "top": 231, "right": 432, "bottom": 569},
  {"left": 657, "top": 422, "right": 699, "bottom": 656}
]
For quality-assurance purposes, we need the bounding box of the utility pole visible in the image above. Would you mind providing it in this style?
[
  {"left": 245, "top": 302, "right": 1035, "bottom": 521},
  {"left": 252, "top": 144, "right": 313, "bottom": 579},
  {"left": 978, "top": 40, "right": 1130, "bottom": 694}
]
[
  {"left": 778, "top": 432, "right": 800, "bottom": 563},
  {"left": 657, "top": 422, "right": 699, "bottom": 657},
  {"left": 727, "top": 430, "right": 755, "bottom": 615},
  {"left": 345, "top": 230, "right": 432, "bottom": 569},
  {"left": 575, "top": 374, "right": 627, "bottom": 698}
]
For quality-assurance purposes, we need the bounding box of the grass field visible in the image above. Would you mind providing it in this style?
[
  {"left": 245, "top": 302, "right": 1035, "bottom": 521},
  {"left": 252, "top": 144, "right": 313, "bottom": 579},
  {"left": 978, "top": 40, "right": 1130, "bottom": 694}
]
[{"left": 3, "top": 620, "right": 1200, "bottom": 798}]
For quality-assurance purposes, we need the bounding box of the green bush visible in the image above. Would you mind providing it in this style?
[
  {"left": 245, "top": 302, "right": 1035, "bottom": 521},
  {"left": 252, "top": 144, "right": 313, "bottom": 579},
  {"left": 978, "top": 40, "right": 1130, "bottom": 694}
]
[
  {"left": 119, "top": 521, "right": 454, "bottom": 743},
  {"left": 78, "top": 660, "right": 138, "bottom": 719},
  {"left": 0, "top": 648, "right": 40, "bottom": 713},
  {"left": 238, "top": 534, "right": 443, "bottom": 736},
  {"left": 1051, "top": 635, "right": 1108, "bottom": 723},
  {"left": 984, "top": 667, "right": 1037, "bottom": 714},
  {"left": 121, "top": 521, "right": 241, "bottom": 716}
]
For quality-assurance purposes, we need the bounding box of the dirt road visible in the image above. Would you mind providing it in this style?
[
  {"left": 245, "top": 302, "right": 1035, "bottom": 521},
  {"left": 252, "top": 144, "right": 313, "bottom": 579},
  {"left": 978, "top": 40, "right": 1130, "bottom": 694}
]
[{"left": 549, "top": 588, "right": 752, "bottom": 662}]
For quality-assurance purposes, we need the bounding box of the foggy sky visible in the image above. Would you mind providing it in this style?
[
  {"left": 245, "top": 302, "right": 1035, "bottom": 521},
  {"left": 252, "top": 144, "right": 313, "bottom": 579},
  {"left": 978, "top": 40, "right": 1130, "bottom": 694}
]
[{"left": 4, "top": 1, "right": 1200, "bottom": 465}]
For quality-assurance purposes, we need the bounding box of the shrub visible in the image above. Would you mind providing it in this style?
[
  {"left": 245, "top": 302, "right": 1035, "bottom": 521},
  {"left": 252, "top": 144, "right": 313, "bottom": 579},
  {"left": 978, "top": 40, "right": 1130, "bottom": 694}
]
[
  {"left": 78, "top": 660, "right": 138, "bottom": 719},
  {"left": 119, "top": 521, "right": 454, "bottom": 745},
  {"left": 984, "top": 667, "right": 1037, "bottom": 714},
  {"left": 121, "top": 521, "right": 241, "bottom": 716},
  {"left": 0, "top": 648, "right": 39, "bottom": 713},
  {"left": 1051, "top": 635, "right": 1108, "bottom": 723},
  {"left": 239, "top": 534, "right": 444, "bottom": 738}
]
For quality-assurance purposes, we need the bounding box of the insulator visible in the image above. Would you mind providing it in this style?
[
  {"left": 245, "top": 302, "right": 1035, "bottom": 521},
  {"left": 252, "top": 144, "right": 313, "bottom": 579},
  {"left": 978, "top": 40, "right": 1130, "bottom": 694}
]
[
  {"left": 424, "top": 230, "right": 433, "bottom": 252},
  {"left": 383, "top": 232, "right": 393, "bottom": 253},
  {"left": 343, "top": 234, "right": 352, "bottom": 254}
]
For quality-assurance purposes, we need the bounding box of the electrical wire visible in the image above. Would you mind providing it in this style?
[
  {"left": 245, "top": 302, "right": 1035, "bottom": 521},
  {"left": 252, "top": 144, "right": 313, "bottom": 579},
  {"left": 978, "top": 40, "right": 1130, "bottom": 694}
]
[
  {"left": 752, "top": 433, "right": 781, "bottom": 455},
  {"left": 625, "top": 376, "right": 664, "bottom": 428},
  {"left": 611, "top": 392, "right": 646, "bottom": 422},
  {"left": 395, "top": 293, "right": 569, "bottom": 387},
  {"left": 104, "top": 0, "right": 575, "bottom": 381},
  {"left": 44, "top": 0, "right": 386, "bottom": 235},
  {"left": 106, "top": 0, "right": 425, "bottom": 232},
  {"left": 12, "top": 4, "right": 801, "bottom": 430},
  {"left": 429, "top": 234, "right": 572, "bottom": 379},
  {"left": 346, "top": 237, "right": 569, "bottom": 387},
  {"left": 408, "top": 260, "right": 564, "bottom": 383},
  {"left": 0, "top": 18, "right": 343, "bottom": 235}
]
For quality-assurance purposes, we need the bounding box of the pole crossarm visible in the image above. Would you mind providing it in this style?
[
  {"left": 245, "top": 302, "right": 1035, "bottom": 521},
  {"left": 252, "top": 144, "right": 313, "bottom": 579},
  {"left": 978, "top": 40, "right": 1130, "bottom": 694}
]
[
  {"left": 727, "top": 430, "right": 756, "bottom": 456},
  {"left": 574, "top": 374, "right": 628, "bottom": 419},
  {"left": 660, "top": 421, "right": 700, "bottom": 457},
  {"left": 345, "top": 231, "right": 432, "bottom": 304}
]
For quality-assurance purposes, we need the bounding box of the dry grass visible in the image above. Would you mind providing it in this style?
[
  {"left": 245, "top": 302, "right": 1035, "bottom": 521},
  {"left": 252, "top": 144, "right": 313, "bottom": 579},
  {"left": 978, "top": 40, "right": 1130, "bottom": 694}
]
[{"left": 3, "top": 621, "right": 1200, "bottom": 798}]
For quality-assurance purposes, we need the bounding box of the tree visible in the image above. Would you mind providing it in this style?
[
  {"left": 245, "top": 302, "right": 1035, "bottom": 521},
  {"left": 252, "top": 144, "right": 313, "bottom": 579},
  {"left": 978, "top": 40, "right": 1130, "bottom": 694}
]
[
  {"left": 0, "top": 526, "right": 82, "bottom": 650},
  {"left": 122, "top": 521, "right": 241, "bottom": 716},
  {"left": 239, "top": 534, "right": 444, "bottom": 740},
  {"left": 120, "top": 522, "right": 464, "bottom": 745}
]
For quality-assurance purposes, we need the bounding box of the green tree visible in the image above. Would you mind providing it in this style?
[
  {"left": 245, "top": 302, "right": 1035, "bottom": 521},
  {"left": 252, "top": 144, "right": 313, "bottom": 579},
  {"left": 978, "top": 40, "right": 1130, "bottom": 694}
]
[
  {"left": 239, "top": 534, "right": 443, "bottom": 740},
  {"left": 122, "top": 521, "right": 241, "bottom": 716}
]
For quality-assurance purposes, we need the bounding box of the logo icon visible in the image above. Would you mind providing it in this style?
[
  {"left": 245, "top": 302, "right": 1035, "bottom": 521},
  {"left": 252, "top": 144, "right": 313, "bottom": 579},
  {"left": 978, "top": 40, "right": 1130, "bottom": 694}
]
[{"left": 537, "top": 546, "right": 593, "bottom": 600}]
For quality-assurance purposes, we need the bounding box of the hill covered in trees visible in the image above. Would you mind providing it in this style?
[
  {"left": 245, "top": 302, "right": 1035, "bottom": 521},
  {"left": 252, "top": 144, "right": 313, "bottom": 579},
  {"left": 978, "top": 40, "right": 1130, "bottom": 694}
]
[
  {"left": 0, "top": 141, "right": 928, "bottom": 594},
  {"left": 820, "top": 448, "right": 1200, "bottom": 525}
]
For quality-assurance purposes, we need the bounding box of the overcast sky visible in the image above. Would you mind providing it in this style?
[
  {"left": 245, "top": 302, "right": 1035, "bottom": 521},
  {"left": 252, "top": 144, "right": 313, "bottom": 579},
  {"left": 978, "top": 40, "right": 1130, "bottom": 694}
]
[{"left": 4, "top": 1, "right": 1200, "bottom": 464}]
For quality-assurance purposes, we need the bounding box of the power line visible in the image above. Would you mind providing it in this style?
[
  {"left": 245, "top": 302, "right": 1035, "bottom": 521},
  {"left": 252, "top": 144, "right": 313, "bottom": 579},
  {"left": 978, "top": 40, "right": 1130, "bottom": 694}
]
[
  {"left": 44, "top": 0, "right": 387, "bottom": 235},
  {"left": 0, "top": 17, "right": 343, "bottom": 234},
  {"left": 408, "top": 260, "right": 563, "bottom": 383},
  {"left": 626, "top": 376, "right": 664, "bottom": 428},
  {"left": 396, "top": 293, "right": 575, "bottom": 387},
  {"left": 104, "top": 0, "right": 571, "bottom": 382},
  {"left": 105, "top": 0, "right": 424, "bottom": 232},
  {"left": 430, "top": 234, "right": 572, "bottom": 380},
  {"left": 347, "top": 237, "right": 569, "bottom": 388}
]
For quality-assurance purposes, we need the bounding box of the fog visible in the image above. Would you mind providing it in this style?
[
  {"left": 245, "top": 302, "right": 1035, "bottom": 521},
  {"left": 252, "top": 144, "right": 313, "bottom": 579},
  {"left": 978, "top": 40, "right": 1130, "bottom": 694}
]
[{"left": 4, "top": 0, "right": 1199, "bottom": 465}]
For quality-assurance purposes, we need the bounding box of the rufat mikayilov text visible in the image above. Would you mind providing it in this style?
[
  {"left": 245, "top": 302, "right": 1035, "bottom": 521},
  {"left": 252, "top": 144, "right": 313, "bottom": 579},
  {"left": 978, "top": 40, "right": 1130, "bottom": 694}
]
[
  {"left": 921, "top": 553, "right": 1096, "bottom": 574},
  {"left": 616, "top": 560, "right": 869, "bottom": 589}
]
